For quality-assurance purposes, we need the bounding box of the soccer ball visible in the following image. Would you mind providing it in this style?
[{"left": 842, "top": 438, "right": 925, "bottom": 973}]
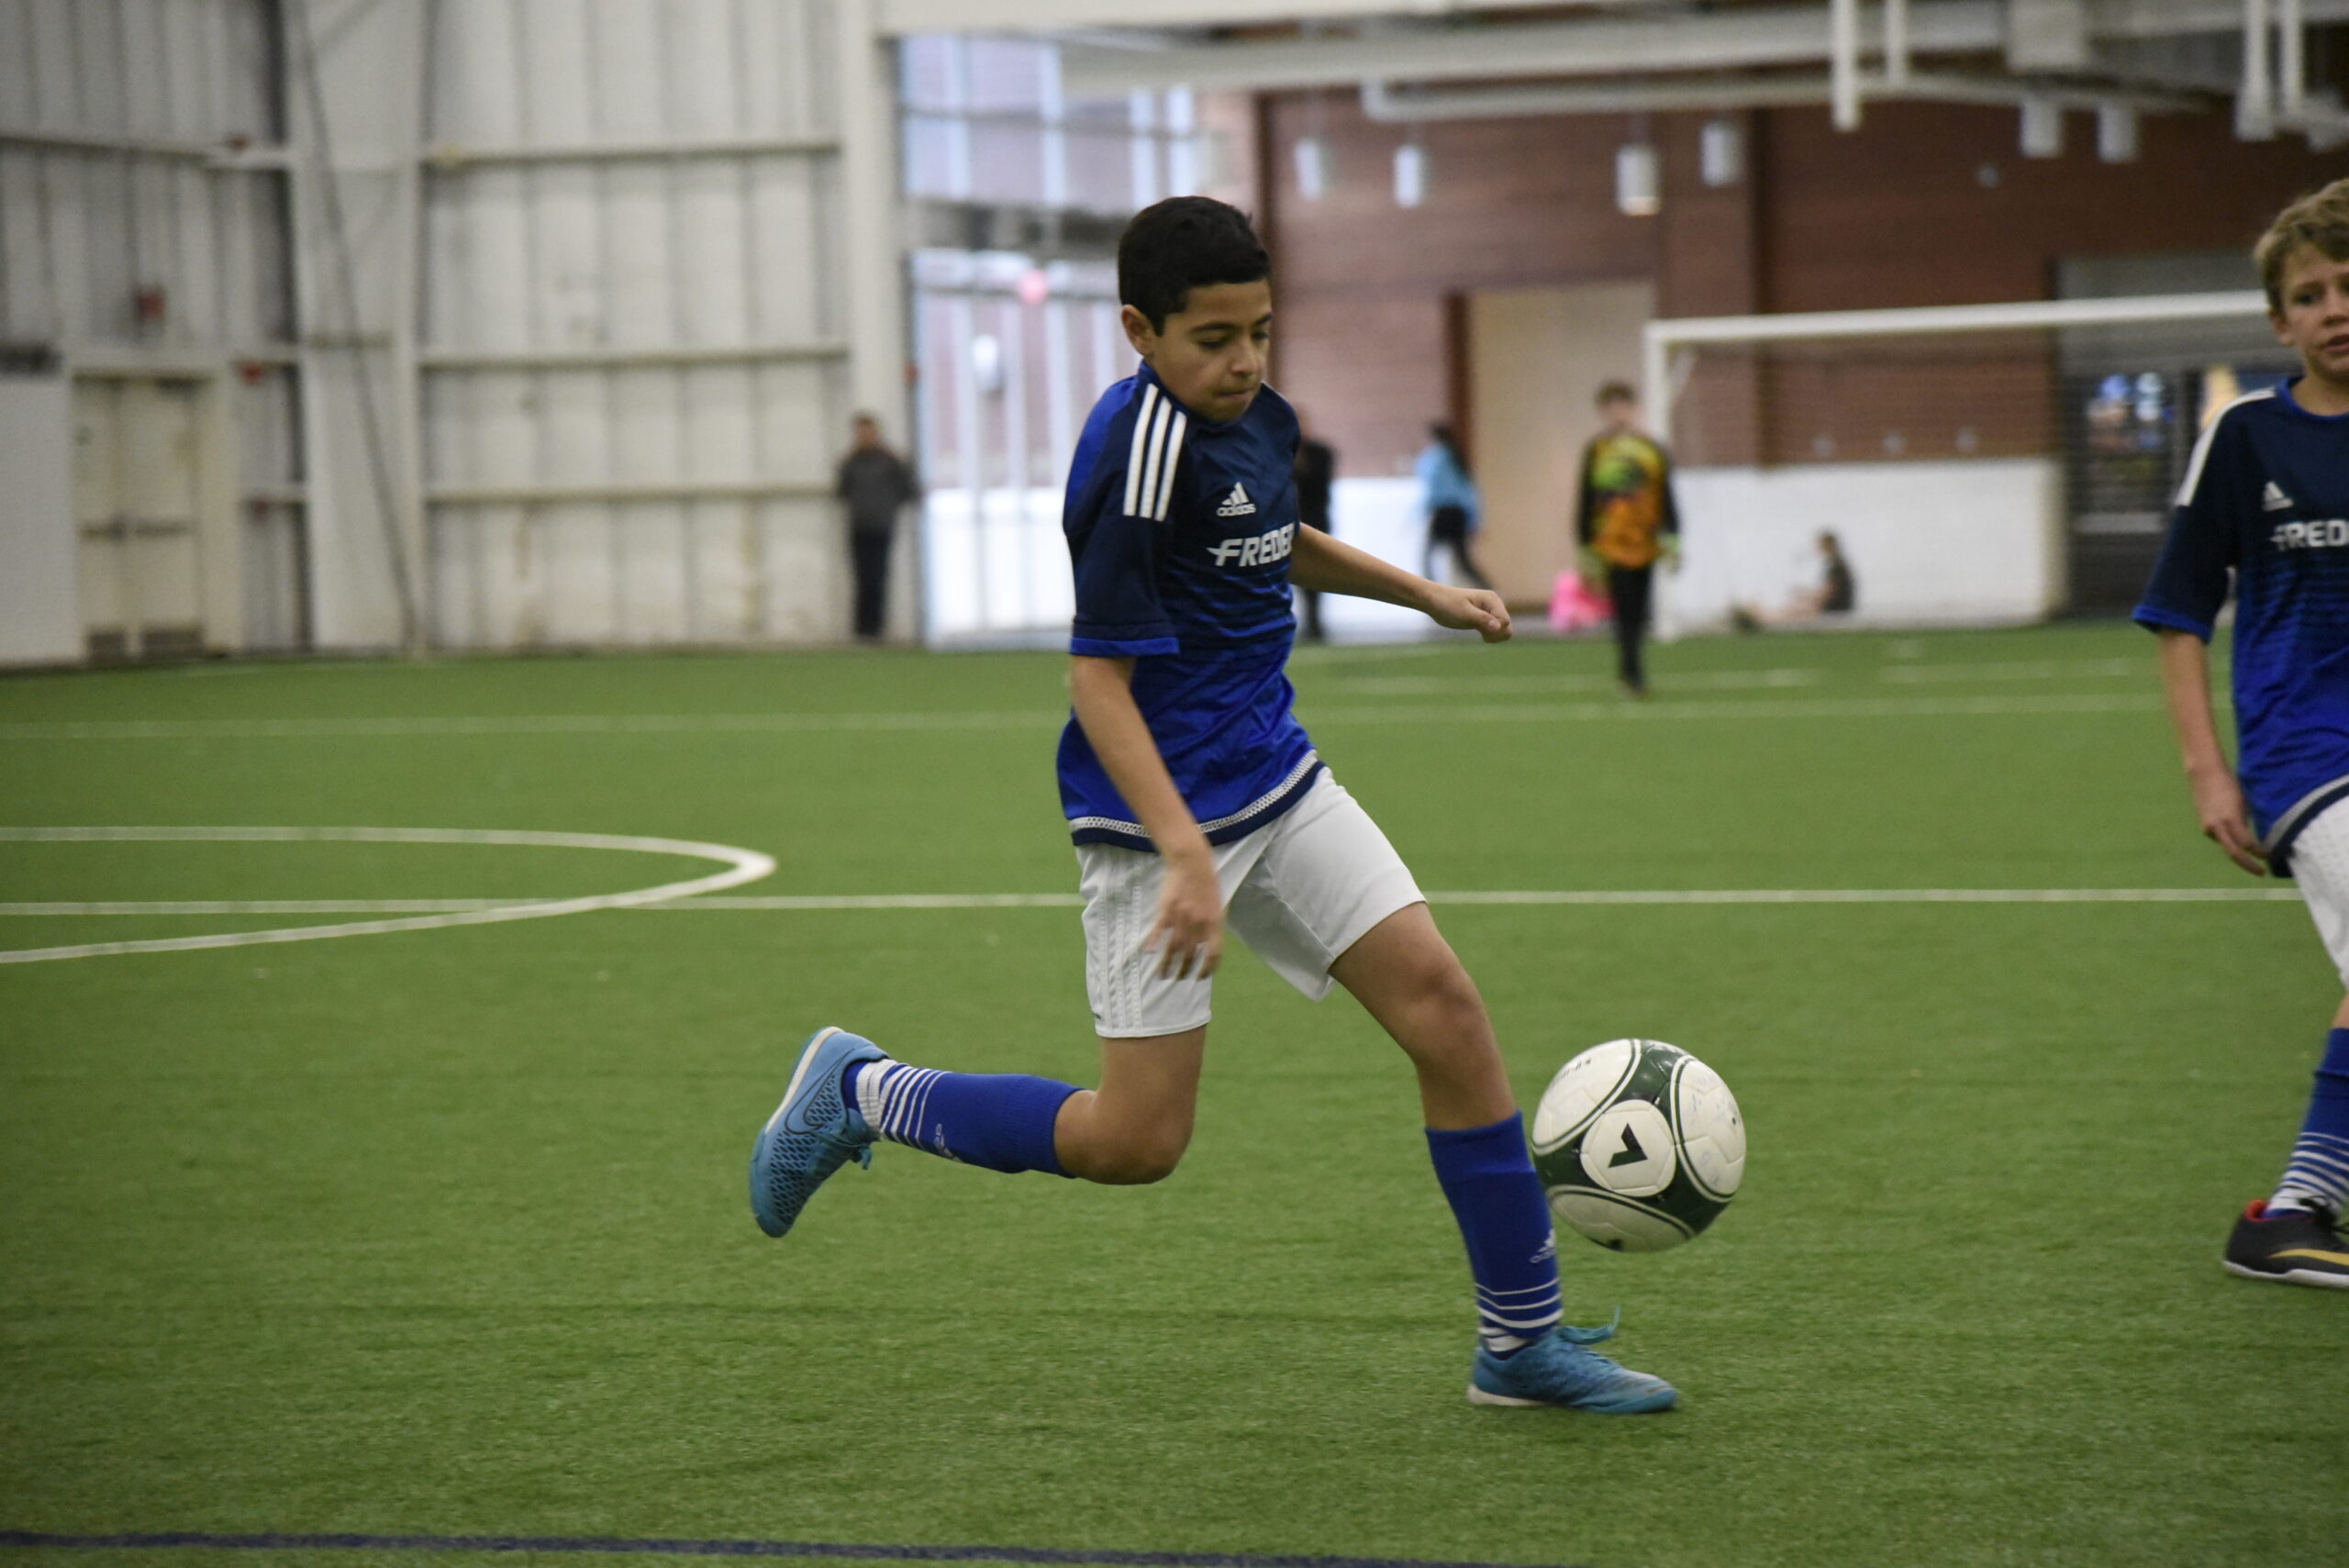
[{"left": 1531, "top": 1039, "right": 1744, "bottom": 1252}]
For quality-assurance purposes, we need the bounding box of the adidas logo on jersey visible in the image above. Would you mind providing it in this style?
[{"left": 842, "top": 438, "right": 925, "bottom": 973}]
[
  {"left": 1215, "top": 483, "right": 1258, "bottom": 518},
  {"left": 2264, "top": 481, "right": 2296, "bottom": 513}
]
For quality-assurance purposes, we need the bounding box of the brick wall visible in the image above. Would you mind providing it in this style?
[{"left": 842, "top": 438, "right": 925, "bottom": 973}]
[{"left": 1259, "top": 91, "right": 2345, "bottom": 481}]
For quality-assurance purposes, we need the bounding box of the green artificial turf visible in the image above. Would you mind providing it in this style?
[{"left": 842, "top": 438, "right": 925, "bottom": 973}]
[{"left": 2, "top": 625, "right": 2343, "bottom": 1568}]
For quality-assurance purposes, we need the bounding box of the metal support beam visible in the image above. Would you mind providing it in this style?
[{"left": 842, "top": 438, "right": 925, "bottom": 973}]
[
  {"left": 421, "top": 134, "right": 840, "bottom": 168},
  {"left": 1832, "top": 0, "right": 1865, "bottom": 128},
  {"left": 2240, "top": 0, "right": 2277, "bottom": 136},
  {"left": 838, "top": 0, "right": 906, "bottom": 430},
  {"left": 1060, "top": 0, "right": 2349, "bottom": 95},
  {"left": 1361, "top": 71, "right": 2203, "bottom": 121},
  {"left": 416, "top": 342, "right": 850, "bottom": 371},
  {"left": 878, "top": 0, "right": 1480, "bottom": 33}
]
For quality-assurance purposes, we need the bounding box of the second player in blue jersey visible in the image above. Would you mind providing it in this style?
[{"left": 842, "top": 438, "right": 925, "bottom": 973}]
[{"left": 2137, "top": 176, "right": 2349, "bottom": 1289}]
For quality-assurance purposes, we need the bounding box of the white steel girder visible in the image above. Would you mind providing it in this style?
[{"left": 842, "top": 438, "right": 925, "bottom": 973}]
[
  {"left": 1055, "top": 0, "right": 2349, "bottom": 95},
  {"left": 877, "top": 0, "right": 1486, "bottom": 33}
]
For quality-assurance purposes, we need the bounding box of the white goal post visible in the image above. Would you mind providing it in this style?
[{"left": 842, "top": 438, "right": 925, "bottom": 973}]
[{"left": 1640, "top": 290, "right": 2279, "bottom": 631}]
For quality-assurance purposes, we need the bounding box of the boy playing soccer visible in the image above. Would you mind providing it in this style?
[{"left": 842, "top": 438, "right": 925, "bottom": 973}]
[
  {"left": 749, "top": 196, "right": 1676, "bottom": 1410},
  {"left": 2137, "top": 176, "right": 2349, "bottom": 1289}
]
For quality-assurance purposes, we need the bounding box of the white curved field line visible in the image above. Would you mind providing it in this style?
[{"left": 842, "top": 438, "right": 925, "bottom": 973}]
[{"left": 0, "top": 827, "right": 774, "bottom": 965}]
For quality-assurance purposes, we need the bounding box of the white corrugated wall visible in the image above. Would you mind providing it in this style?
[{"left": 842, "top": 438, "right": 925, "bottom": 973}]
[
  {"left": 419, "top": 0, "right": 881, "bottom": 648},
  {"left": 0, "top": 0, "right": 300, "bottom": 655},
  {"left": 0, "top": 0, "right": 903, "bottom": 661}
]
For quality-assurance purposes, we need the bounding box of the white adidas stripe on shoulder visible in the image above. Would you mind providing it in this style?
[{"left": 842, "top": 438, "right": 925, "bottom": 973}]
[
  {"left": 1152, "top": 409, "right": 1188, "bottom": 520},
  {"left": 2175, "top": 387, "right": 2274, "bottom": 509},
  {"left": 1122, "top": 385, "right": 1160, "bottom": 517},
  {"left": 1134, "top": 395, "right": 1174, "bottom": 518}
]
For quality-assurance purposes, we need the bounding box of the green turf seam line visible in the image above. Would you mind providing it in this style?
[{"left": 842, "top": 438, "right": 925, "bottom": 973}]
[
  {"left": 0, "top": 1533, "right": 1592, "bottom": 1568},
  {"left": 0, "top": 692, "right": 2196, "bottom": 740},
  {"left": 0, "top": 889, "right": 2305, "bottom": 920}
]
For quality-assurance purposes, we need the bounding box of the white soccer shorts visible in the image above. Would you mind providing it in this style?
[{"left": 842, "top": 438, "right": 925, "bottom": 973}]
[
  {"left": 1075, "top": 772, "right": 1425, "bottom": 1039},
  {"left": 2288, "top": 795, "right": 2349, "bottom": 989}
]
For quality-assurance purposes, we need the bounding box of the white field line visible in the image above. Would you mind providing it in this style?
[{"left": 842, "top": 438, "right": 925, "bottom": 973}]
[
  {"left": 1307, "top": 693, "right": 2174, "bottom": 724},
  {"left": 1877, "top": 658, "right": 2148, "bottom": 684},
  {"left": 0, "top": 827, "right": 774, "bottom": 964},
  {"left": 1424, "top": 887, "right": 2299, "bottom": 906},
  {"left": 0, "top": 691, "right": 2188, "bottom": 741},
  {"left": 1, "top": 887, "right": 2299, "bottom": 918},
  {"left": 0, "top": 899, "right": 519, "bottom": 915},
  {"left": 0, "top": 711, "right": 1064, "bottom": 740},
  {"left": 1331, "top": 668, "right": 1820, "bottom": 696}
]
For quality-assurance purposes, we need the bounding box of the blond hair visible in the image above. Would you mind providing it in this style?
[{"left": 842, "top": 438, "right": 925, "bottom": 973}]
[{"left": 2256, "top": 178, "right": 2349, "bottom": 310}]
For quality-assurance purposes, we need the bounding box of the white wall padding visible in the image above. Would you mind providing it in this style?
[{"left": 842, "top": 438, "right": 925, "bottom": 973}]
[{"left": 1669, "top": 459, "right": 2065, "bottom": 629}]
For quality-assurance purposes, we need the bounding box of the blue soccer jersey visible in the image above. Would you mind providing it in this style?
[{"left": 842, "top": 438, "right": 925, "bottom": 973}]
[
  {"left": 1056, "top": 363, "right": 1320, "bottom": 850},
  {"left": 2137, "top": 380, "right": 2349, "bottom": 866}
]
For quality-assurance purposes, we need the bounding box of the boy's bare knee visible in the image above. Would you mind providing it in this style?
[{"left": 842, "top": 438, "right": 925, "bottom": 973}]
[
  {"left": 1407, "top": 951, "right": 1486, "bottom": 1027},
  {"left": 1066, "top": 1113, "right": 1191, "bottom": 1184},
  {"left": 1089, "top": 1134, "right": 1187, "bottom": 1185}
]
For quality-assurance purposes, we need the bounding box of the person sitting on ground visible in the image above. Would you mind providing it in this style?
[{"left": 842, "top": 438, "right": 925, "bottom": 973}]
[{"left": 1731, "top": 531, "right": 1856, "bottom": 632}]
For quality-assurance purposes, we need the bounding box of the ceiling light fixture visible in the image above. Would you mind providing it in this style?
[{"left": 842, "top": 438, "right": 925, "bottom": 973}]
[
  {"left": 1395, "top": 140, "right": 1428, "bottom": 208},
  {"left": 1617, "top": 141, "right": 1661, "bottom": 216}
]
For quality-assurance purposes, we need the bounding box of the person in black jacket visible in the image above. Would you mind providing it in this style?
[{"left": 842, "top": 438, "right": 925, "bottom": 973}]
[
  {"left": 1292, "top": 417, "right": 1336, "bottom": 640},
  {"left": 835, "top": 414, "right": 919, "bottom": 641}
]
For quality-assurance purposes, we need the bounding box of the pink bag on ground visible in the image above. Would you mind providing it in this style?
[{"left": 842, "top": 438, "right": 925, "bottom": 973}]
[{"left": 1549, "top": 572, "right": 1613, "bottom": 634}]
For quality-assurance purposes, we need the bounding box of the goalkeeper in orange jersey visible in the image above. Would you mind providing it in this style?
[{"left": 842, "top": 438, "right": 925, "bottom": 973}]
[{"left": 1575, "top": 382, "right": 1682, "bottom": 697}]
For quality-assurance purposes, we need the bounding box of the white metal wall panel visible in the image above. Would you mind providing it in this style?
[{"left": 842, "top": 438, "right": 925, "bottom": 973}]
[
  {"left": 419, "top": 0, "right": 855, "bottom": 649},
  {"left": 0, "top": 373, "right": 80, "bottom": 664},
  {"left": 0, "top": 0, "right": 289, "bottom": 661}
]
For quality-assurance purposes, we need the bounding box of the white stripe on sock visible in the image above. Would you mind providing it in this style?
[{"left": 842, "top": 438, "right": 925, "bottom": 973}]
[
  {"left": 853, "top": 1059, "right": 899, "bottom": 1129},
  {"left": 1481, "top": 1307, "right": 1565, "bottom": 1330}
]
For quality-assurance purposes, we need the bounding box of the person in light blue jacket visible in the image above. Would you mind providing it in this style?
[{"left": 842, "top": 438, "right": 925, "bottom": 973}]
[{"left": 1417, "top": 424, "right": 1493, "bottom": 591}]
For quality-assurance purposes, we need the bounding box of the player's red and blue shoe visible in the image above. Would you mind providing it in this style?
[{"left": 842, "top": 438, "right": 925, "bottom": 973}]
[
  {"left": 2222, "top": 1199, "right": 2349, "bottom": 1289},
  {"left": 749, "top": 1027, "right": 886, "bottom": 1239},
  {"left": 1466, "top": 1318, "right": 1677, "bottom": 1414}
]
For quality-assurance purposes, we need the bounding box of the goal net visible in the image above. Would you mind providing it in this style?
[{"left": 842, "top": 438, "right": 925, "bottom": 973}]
[{"left": 1645, "top": 294, "right": 2288, "bottom": 630}]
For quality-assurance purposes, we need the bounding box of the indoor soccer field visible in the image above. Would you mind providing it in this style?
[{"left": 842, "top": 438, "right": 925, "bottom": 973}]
[{"left": 2, "top": 623, "right": 2343, "bottom": 1568}]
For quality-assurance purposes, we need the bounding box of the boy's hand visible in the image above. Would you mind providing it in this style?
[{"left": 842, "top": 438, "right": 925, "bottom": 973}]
[
  {"left": 2188, "top": 762, "right": 2266, "bottom": 875},
  {"left": 1147, "top": 847, "right": 1224, "bottom": 979},
  {"left": 1426, "top": 585, "right": 1512, "bottom": 642}
]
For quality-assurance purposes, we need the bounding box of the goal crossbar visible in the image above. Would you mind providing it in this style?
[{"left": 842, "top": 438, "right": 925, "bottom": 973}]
[{"left": 1646, "top": 290, "right": 2270, "bottom": 441}]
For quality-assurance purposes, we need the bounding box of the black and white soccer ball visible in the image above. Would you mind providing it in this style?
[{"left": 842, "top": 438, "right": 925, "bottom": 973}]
[{"left": 1531, "top": 1039, "right": 1745, "bottom": 1252}]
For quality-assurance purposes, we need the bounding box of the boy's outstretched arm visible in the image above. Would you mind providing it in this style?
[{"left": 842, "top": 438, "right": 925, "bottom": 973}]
[
  {"left": 1290, "top": 526, "right": 1511, "bottom": 642},
  {"left": 1068, "top": 655, "right": 1224, "bottom": 978},
  {"left": 2155, "top": 628, "right": 2266, "bottom": 875}
]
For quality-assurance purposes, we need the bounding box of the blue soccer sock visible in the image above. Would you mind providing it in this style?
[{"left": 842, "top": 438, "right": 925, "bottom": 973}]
[
  {"left": 2268, "top": 1028, "right": 2349, "bottom": 1218},
  {"left": 843, "top": 1059, "right": 1077, "bottom": 1177},
  {"left": 1426, "top": 1112, "right": 1564, "bottom": 1358}
]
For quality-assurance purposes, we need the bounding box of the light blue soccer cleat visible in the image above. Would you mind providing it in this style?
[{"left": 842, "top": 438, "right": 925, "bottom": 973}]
[
  {"left": 1466, "top": 1318, "right": 1678, "bottom": 1414},
  {"left": 749, "top": 1027, "right": 888, "bottom": 1239}
]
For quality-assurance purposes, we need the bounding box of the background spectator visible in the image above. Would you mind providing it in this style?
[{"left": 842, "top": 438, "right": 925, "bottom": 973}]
[
  {"left": 1292, "top": 415, "right": 1336, "bottom": 640},
  {"left": 1731, "top": 531, "right": 1858, "bottom": 631},
  {"left": 1417, "top": 423, "right": 1491, "bottom": 591},
  {"left": 835, "top": 413, "right": 919, "bottom": 642}
]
